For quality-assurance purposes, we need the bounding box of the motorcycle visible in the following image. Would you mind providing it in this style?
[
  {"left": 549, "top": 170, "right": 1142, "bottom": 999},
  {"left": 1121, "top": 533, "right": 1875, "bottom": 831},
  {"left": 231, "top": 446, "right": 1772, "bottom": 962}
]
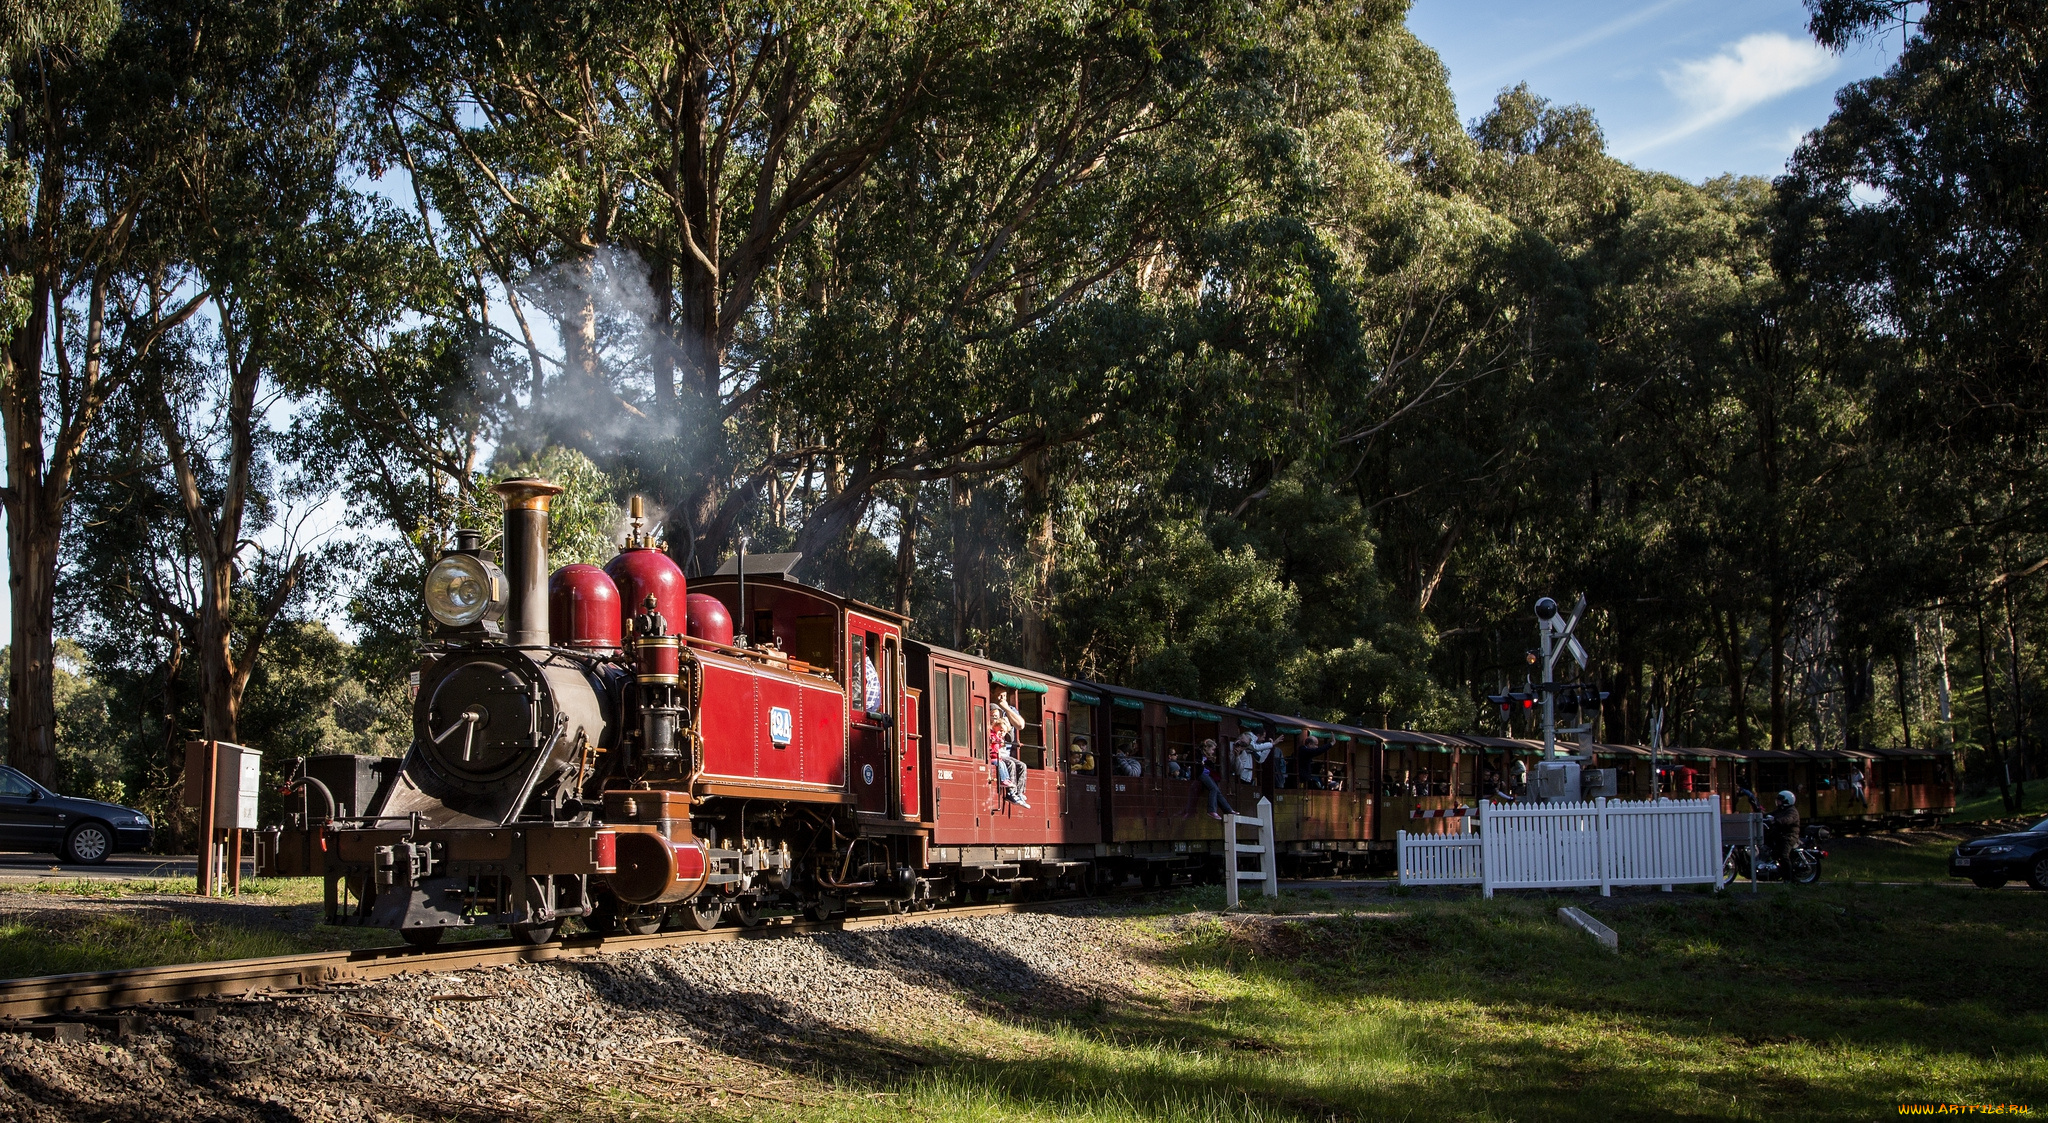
[{"left": 1725, "top": 824, "right": 1829, "bottom": 884}]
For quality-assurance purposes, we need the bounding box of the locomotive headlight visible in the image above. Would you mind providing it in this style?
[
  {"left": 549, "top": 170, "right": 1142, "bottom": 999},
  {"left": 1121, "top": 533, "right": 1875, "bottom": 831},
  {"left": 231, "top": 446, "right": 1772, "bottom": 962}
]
[{"left": 424, "top": 553, "right": 506, "bottom": 627}]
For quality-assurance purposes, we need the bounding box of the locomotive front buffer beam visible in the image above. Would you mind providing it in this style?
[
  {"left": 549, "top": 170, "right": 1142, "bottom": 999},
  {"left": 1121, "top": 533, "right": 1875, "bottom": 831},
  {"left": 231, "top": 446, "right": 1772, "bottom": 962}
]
[{"left": 260, "top": 823, "right": 617, "bottom": 935}]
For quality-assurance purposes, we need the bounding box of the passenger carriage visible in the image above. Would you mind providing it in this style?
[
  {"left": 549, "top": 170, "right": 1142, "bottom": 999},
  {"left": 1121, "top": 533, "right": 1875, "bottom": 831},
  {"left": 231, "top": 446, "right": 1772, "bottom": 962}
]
[
  {"left": 1251, "top": 713, "right": 1376, "bottom": 874},
  {"left": 908, "top": 644, "right": 1100, "bottom": 896}
]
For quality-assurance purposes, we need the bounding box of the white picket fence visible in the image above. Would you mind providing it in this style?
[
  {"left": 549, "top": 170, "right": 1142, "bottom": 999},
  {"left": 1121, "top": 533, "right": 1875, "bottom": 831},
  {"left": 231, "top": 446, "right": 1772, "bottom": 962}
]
[{"left": 1397, "top": 797, "right": 1722, "bottom": 896}]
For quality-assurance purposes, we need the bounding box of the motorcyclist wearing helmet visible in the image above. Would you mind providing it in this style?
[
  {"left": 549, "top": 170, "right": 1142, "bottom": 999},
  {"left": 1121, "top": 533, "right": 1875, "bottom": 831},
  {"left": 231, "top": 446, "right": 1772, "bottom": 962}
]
[{"left": 1738, "top": 788, "right": 1801, "bottom": 868}]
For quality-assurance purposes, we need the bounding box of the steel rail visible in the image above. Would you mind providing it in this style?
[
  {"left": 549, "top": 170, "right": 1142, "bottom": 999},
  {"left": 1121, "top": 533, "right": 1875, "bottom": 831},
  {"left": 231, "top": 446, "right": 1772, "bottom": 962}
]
[{"left": 0, "top": 900, "right": 1062, "bottom": 1021}]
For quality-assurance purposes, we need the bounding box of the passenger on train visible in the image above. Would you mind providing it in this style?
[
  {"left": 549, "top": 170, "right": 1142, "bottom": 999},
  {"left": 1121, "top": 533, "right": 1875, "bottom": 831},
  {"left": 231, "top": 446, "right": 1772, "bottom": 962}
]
[
  {"left": 1233, "top": 731, "right": 1274, "bottom": 784},
  {"left": 1114, "top": 743, "right": 1143, "bottom": 776},
  {"left": 1069, "top": 734, "right": 1096, "bottom": 774},
  {"left": 989, "top": 687, "right": 1030, "bottom": 808},
  {"left": 1184, "top": 739, "right": 1237, "bottom": 819},
  {"left": 1850, "top": 765, "right": 1868, "bottom": 806},
  {"left": 862, "top": 647, "right": 887, "bottom": 723}
]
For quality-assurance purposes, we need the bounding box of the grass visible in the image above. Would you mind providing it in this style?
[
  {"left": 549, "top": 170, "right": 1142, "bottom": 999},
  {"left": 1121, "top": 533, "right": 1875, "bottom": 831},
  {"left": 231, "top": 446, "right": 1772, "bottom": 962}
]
[
  {"left": 1951, "top": 787, "right": 2048, "bottom": 823},
  {"left": 596, "top": 883, "right": 2048, "bottom": 1123},
  {"left": 0, "top": 875, "right": 328, "bottom": 904},
  {"left": 0, "top": 912, "right": 389, "bottom": 979},
  {"left": 0, "top": 876, "right": 409, "bottom": 978},
  {"left": 1824, "top": 832, "right": 1963, "bottom": 884}
]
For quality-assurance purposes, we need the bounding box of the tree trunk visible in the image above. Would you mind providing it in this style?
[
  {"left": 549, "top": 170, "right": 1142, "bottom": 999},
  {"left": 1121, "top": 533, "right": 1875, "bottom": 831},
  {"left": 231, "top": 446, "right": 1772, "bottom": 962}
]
[
  {"left": 2, "top": 281, "right": 59, "bottom": 785},
  {"left": 1019, "top": 450, "right": 1056, "bottom": 671},
  {"left": 950, "top": 478, "right": 972, "bottom": 649},
  {"left": 1843, "top": 649, "right": 1873, "bottom": 755},
  {"left": 2003, "top": 584, "right": 2032, "bottom": 784},
  {"left": 1768, "top": 586, "right": 1787, "bottom": 752},
  {"left": 894, "top": 484, "right": 920, "bottom": 617},
  {"left": 1976, "top": 605, "right": 2019, "bottom": 813},
  {"left": 1935, "top": 605, "right": 1954, "bottom": 743},
  {"left": 1893, "top": 651, "right": 1913, "bottom": 750},
  {"left": 1720, "top": 607, "right": 1752, "bottom": 752}
]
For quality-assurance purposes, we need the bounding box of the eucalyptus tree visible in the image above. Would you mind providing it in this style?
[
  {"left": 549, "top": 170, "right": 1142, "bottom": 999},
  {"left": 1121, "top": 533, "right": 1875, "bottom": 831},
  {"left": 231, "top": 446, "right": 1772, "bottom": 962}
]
[{"left": 1, "top": 0, "right": 226, "bottom": 781}]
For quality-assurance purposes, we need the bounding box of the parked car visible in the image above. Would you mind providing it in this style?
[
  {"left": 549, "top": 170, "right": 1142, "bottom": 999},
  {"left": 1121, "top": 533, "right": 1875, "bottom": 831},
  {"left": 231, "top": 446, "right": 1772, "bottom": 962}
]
[
  {"left": 0, "top": 765, "right": 152, "bottom": 864},
  {"left": 1949, "top": 818, "right": 2048, "bottom": 889}
]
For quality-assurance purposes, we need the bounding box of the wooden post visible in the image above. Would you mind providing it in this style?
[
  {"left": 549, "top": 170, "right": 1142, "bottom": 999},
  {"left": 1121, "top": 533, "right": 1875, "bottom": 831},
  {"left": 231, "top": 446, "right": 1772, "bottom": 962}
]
[
  {"left": 1224, "top": 808, "right": 1240, "bottom": 909},
  {"left": 1479, "top": 802, "right": 1494, "bottom": 899},
  {"left": 198, "top": 740, "right": 218, "bottom": 897},
  {"left": 1258, "top": 797, "right": 1278, "bottom": 900}
]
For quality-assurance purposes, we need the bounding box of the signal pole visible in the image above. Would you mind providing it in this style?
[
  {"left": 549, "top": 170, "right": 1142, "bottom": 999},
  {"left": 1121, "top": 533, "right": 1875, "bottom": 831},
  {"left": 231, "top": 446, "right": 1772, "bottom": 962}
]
[{"left": 1533, "top": 595, "right": 1587, "bottom": 760}]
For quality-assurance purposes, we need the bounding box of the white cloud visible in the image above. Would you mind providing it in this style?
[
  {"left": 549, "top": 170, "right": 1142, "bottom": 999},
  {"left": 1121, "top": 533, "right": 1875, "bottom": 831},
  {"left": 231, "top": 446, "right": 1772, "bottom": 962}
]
[{"left": 1618, "top": 32, "right": 1839, "bottom": 157}]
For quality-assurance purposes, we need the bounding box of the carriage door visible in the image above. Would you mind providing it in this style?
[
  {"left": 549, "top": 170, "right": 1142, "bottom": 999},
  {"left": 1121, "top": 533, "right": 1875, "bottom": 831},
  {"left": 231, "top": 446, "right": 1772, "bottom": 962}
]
[
  {"left": 891, "top": 639, "right": 920, "bottom": 820},
  {"left": 848, "top": 628, "right": 890, "bottom": 815}
]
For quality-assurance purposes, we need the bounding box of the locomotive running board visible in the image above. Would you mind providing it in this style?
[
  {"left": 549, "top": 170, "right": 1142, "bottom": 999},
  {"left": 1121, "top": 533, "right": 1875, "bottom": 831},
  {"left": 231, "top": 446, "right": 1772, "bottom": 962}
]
[{"left": 695, "top": 781, "right": 855, "bottom": 804}]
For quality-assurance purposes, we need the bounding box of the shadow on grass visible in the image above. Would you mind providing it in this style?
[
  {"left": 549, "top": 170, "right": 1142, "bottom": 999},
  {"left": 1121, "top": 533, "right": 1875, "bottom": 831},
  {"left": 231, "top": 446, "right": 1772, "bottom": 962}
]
[{"left": 614, "top": 885, "right": 2048, "bottom": 1123}]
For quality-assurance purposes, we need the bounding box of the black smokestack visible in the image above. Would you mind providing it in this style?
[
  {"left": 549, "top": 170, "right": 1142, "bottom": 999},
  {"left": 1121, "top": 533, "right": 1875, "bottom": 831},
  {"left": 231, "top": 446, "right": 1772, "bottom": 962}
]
[{"left": 492, "top": 478, "right": 564, "bottom": 647}]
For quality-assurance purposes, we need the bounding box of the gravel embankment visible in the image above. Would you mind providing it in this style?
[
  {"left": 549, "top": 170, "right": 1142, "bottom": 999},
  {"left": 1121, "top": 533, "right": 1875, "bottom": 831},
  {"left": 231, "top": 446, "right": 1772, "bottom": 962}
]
[{"left": 0, "top": 909, "right": 1164, "bottom": 1123}]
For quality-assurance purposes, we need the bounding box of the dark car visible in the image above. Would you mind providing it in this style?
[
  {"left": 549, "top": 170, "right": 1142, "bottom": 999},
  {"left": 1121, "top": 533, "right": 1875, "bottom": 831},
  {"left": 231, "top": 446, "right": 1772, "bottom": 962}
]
[
  {"left": 1950, "top": 818, "right": 2048, "bottom": 890},
  {"left": 0, "top": 765, "right": 152, "bottom": 864}
]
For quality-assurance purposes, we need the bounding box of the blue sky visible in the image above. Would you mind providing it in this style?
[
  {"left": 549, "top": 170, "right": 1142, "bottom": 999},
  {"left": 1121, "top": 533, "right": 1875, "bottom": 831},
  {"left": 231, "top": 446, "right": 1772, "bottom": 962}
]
[{"left": 1406, "top": 0, "right": 1909, "bottom": 183}]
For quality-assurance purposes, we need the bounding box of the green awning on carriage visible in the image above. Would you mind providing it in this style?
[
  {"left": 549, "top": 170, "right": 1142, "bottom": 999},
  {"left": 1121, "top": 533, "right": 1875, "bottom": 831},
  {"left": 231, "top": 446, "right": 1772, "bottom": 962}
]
[
  {"left": 1239, "top": 718, "right": 1264, "bottom": 730},
  {"left": 1112, "top": 696, "right": 1145, "bottom": 710},
  {"left": 1168, "top": 705, "right": 1222, "bottom": 721},
  {"left": 1068, "top": 691, "right": 1101, "bottom": 707},
  {"left": 989, "top": 671, "right": 1047, "bottom": 694}
]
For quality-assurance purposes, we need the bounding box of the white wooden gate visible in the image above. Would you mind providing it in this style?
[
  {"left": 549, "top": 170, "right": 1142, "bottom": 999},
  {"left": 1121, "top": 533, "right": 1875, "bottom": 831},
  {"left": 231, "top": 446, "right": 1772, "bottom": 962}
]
[
  {"left": 1395, "top": 831, "right": 1483, "bottom": 885},
  {"left": 1224, "top": 798, "right": 1279, "bottom": 907}
]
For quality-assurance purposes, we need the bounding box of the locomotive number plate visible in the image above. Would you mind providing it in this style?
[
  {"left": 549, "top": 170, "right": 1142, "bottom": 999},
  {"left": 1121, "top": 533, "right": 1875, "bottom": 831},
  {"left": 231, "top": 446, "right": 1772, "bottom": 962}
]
[{"left": 769, "top": 706, "right": 793, "bottom": 746}]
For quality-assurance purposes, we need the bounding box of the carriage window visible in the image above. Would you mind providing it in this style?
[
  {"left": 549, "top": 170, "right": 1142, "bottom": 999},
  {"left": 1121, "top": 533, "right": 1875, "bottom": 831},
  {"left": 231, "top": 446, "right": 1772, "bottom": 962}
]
[
  {"left": 1110, "top": 706, "right": 1142, "bottom": 777},
  {"left": 933, "top": 671, "right": 953, "bottom": 750},
  {"left": 972, "top": 698, "right": 987, "bottom": 763},
  {"left": 950, "top": 674, "right": 970, "bottom": 752},
  {"left": 1017, "top": 691, "right": 1044, "bottom": 768},
  {"left": 1069, "top": 702, "right": 1098, "bottom": 773}
]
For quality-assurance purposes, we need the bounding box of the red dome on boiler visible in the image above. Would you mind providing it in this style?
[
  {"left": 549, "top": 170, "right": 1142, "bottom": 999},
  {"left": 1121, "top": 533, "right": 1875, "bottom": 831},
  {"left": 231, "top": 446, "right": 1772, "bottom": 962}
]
[
  {"left": 685, "top": 593, "right": 734, "bottom": 647},
  {"left": 604, "top": 546, "right": 686, "bottom": 638},
  {"left": 548, "top": 564, "right": 622, "bottom": 651}
]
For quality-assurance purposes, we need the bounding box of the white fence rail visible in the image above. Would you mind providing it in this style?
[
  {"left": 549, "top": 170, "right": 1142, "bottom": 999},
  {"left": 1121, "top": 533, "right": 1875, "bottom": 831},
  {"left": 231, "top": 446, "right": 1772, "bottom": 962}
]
[{"left": 1396, "top": 797, "right": 1722, "bottom": 896}]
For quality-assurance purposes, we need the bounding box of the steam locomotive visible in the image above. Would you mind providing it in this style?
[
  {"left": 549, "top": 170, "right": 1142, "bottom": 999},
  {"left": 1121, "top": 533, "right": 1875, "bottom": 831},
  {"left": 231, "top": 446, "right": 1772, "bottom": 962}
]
[{"left": 259, "top": 477, "right": 1960, "bottom": 943}]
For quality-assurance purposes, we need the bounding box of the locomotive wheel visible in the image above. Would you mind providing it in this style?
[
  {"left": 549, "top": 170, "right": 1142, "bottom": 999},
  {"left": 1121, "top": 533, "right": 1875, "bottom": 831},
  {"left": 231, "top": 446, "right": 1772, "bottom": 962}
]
[
  {"left": 682, "top": 899, "right": 723, "bottom": 931},
  {"left": 512, "top": 922, "right": 559, "bottom": 945},
  {"left": 729, "top": 900, "right": 761, "bottom": 927},
  {"left": 401, "top": 928, "right": 445, "bottom": 949},
  {"left": 622, "top": 908, "right": 664, "bottom": 936}
]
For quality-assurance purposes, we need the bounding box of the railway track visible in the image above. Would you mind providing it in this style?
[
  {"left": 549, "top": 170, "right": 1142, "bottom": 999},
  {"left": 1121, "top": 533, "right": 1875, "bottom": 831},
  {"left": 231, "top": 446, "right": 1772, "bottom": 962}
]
[{"left": 0, "top": 899, "right": 1057, "bottom": 1025}]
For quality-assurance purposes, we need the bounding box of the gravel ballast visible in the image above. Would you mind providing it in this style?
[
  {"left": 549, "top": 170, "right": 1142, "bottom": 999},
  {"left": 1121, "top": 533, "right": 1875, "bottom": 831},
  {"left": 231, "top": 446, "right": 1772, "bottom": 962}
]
[{"left": 0, "top": 909, "right": 1164, "bottom": 1123}]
